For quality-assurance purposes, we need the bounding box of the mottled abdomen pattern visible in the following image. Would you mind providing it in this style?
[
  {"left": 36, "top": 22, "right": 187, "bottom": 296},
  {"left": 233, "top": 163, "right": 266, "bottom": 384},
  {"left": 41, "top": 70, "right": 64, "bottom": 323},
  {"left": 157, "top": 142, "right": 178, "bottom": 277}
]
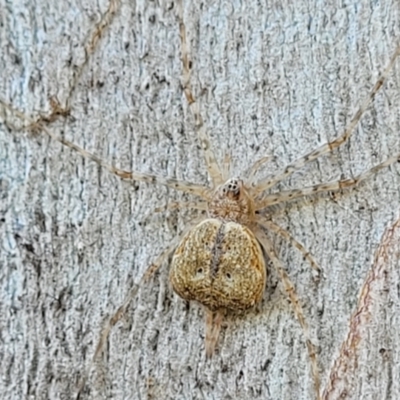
[{"left": 169, "top": 219, "right": 266, "bottom": 311}]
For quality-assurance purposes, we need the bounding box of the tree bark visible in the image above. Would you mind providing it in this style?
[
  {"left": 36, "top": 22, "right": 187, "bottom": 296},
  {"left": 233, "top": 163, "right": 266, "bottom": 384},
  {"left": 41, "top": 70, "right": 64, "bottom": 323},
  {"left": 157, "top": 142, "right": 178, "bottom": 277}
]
[{"left": 1, "top": 1, "right": 400, "bottom": 399}]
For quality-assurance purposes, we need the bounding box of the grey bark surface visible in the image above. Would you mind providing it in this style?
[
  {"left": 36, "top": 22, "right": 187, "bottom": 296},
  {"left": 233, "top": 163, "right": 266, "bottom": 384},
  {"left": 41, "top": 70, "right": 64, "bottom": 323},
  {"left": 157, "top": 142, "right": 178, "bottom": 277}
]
[{"left": 1, "top": 1, "right": 400, "bottom": 399}]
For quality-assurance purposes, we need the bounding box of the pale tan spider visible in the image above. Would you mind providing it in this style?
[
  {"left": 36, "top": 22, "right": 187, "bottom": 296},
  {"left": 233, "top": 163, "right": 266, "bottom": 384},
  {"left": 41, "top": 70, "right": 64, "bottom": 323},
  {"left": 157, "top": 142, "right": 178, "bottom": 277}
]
[{"left": 1, "top": 1, "right": 400, "bottom": 399}]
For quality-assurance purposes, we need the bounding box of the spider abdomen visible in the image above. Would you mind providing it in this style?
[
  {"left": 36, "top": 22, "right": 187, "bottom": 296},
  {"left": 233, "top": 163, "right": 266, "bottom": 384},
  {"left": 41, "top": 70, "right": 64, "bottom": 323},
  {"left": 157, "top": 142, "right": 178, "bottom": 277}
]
[{"left": 169, "top": 218, "right": 266, "bottom": 311}]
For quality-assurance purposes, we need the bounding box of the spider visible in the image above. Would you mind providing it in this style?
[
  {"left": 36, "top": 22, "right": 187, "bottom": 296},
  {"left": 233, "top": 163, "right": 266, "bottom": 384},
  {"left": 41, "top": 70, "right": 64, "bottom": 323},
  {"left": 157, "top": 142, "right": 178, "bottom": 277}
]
[{"left": 1, "top": 1, "right": 400, "bottom": 398}]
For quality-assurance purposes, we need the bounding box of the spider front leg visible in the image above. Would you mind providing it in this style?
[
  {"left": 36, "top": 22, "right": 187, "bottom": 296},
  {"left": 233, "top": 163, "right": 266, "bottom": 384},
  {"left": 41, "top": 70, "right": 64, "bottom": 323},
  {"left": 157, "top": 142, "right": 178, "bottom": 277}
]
[
  {"left": 255, "top": 153, "right": 400, "bottom": 210},
  {"left": 245, "top": 155, "right": 274, "bottom": 185},
  {"left": 256, "top": 228, "right": 321, "bottom": 400},
  {"left": 177, "top": 0, "right": 224, "bottom": 187},
  {"left": 0, "top": 100, "right": 210, "bottom": 198},
  {"left": 221, "top": 153, "right": 233, "bottom": 182},
  {"left": 254, "top": 44, "right": 400, "bottom": 195}
]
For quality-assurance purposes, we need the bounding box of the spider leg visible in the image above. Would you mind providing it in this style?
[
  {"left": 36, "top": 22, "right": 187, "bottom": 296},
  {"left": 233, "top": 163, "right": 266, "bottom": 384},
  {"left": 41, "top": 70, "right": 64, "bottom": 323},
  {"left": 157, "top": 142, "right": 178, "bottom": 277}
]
[
  {"left": 143, "top": 229, "right": 193, "bottom": 281},
  {"left": 259, "top": 220, "right": 321, "bottom": 278},
  {"left": 205, "top": 309, "right": 225, "bottom": 358},
  {"left": 144, "top": 215, "right": 205, "bottom": 281},
  {"left": 94, "top": 231, "right": 186, "bottom": 357},
  {"left": 254, "top": 44, "right": 400, "bottom": 195},
  {"left": 177, "top": 0, "right": 224, "bottom": 187},
  {"left": 222, "top": 153, "right": 233, "bottom": 181},
  {"left": 152, "top": 200, "right": 208, "bottom": 215},
  {"left": 86, "top": 216, "right": 205, "bottom": 395},
  {"left": 255, "top": 153, "right": 400, "bottom": 210},
  {"left": 256, "top": 229, "right": 321, "bottom": 399},
  {"left": 0, "top": 100, "right": 210, "bottom": 198},
  {"left": 245, "top": 155, "right": 274, "bottom": 185},
  {"left": 76, "top": 285, "right": 136, "bottom": 398},
  {"left": 141, "top": 200, "right": 207, "bottom": 228}
]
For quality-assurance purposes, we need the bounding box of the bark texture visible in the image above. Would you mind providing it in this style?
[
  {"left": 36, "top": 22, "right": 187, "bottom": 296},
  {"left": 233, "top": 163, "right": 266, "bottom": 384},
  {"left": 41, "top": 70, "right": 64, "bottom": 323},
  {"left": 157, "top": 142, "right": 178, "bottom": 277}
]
[{"left": 1, "top": 1, "right": 400, "bottom": 399}]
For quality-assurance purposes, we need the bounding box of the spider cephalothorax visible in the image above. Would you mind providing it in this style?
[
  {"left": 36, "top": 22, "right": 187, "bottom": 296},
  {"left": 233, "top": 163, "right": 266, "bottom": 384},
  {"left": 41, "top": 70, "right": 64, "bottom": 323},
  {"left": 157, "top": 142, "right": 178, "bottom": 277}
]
[{"left": 208, "top": 178, "right": 256, "bottom": 225}]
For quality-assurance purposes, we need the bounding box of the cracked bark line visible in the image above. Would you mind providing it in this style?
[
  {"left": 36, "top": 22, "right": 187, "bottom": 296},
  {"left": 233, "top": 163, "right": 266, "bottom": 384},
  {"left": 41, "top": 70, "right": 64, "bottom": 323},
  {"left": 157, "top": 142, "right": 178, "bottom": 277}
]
[{"left": 323, "top": 215, "right": 400, "bottom": 399}]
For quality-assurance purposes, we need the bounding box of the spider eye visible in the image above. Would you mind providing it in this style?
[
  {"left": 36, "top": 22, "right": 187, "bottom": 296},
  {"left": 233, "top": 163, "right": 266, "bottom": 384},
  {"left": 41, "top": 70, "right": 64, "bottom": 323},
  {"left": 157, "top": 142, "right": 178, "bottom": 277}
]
[
  {"left": 226, "top": 273, "right": 232, "bottom": 280},
  {"left": 222, "top": 179, "right": 241, "bottom": 198},
  {"left": 197, "top": 268, "right": 203, "bottom": 274}
]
